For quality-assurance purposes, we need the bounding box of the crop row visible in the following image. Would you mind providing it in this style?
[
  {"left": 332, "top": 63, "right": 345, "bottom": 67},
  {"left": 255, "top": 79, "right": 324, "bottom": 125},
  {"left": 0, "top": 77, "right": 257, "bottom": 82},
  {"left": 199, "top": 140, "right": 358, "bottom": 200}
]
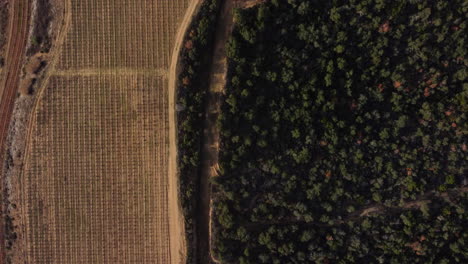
[{"left": 57, "top": 0, "right": 189, "bottom": 70}]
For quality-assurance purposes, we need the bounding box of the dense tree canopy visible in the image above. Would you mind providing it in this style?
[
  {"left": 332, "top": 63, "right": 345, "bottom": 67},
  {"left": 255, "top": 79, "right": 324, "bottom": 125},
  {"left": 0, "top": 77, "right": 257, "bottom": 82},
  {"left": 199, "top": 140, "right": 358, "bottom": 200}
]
[{"left": 213, "top": 0, "right": 467, "bottom": 263}]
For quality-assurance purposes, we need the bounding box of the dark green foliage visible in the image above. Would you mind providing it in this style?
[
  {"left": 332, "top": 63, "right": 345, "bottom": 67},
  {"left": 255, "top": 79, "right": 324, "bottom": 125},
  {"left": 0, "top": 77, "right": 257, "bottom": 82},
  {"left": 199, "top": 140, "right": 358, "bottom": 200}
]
[
  {"left": 215, "top": 195, "right": 468, "bottom": 263},
  {"left": 177, "top": 0, "right": 221, "bottom": 263},
  {"left": 213, "top": 0, "right": 467, "bottom": 263}
]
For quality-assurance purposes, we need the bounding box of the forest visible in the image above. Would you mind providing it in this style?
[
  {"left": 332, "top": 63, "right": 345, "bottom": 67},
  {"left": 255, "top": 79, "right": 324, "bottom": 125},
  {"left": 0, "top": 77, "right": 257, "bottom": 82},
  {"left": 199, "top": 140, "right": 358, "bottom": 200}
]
[
  {"left": 176, "top": 0, "right": 220, "bottom": 262},
  {"left": 212, "top": 0, "right": 467, "bottom": 263}
]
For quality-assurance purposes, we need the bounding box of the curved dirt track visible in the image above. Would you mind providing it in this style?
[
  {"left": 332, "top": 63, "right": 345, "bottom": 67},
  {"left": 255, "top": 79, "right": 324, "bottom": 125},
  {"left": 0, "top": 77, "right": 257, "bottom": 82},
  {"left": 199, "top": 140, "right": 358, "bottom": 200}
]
[
  {"left": 0, "top": 1, "right": 32, "bottom": 264},
  {"left": 168, "top": 0, "right": 203, "bottom": 263}
]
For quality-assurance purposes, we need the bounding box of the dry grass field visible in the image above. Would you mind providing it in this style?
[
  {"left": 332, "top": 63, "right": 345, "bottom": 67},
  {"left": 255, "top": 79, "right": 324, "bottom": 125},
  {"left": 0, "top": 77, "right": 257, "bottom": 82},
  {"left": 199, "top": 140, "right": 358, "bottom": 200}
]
[{"left": 11, "top": 0, "right": 197, "bottom": 263}]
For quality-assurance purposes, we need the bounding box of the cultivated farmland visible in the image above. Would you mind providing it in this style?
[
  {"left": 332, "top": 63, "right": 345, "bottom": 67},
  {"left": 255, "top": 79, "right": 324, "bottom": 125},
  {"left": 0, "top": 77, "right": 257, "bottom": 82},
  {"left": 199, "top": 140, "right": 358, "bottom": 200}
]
[{"left": 10, "top": 0, "right": 197, "bottom": 263}]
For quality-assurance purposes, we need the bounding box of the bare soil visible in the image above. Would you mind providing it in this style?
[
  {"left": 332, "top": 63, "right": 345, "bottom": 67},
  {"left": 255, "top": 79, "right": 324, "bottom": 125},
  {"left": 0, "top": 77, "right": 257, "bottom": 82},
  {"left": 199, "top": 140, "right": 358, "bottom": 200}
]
[
  {"left": 0, "top": 1, "right": 32, "bottom": 264},
  {"left": 18, "top": 53, "right": 48, "bottom": 95},
  {"left": 237, "top": 0, "right": 266, "bottom": 9},
  {"left": 198, "top": 0, "right": 236, "bottom": 263}
]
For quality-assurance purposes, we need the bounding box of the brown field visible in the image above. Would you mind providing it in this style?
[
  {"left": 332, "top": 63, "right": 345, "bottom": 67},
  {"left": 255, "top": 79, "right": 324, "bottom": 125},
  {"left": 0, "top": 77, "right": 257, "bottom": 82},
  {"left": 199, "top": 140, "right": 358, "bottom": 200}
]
[{"left": 9, "top": 0, "right": 199, "bottom": 263}]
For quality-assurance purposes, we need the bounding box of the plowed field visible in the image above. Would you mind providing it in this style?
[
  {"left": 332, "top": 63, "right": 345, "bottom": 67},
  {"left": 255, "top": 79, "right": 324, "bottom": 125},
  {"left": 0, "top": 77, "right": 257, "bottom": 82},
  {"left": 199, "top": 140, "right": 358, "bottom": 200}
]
[{"left": 11, "top": 0, "right": 198, "bottom": 263}]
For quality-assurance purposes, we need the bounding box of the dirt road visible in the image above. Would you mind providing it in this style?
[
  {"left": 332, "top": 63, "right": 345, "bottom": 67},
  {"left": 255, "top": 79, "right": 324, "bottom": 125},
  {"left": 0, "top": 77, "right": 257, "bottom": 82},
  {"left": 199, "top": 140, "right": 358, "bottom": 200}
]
[
  {"left": 197, "top": 0, "right": 235, "bottom": 263},
  {"left": 0, "top": 1, "right": 31, "bottom": 263},
  {"left": 168, "top": 0, "right": 204, "bottom": 263}
]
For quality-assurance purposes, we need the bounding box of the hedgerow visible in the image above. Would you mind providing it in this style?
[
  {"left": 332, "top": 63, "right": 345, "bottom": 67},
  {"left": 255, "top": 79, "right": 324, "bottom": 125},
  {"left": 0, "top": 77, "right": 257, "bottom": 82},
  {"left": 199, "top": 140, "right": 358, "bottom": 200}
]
[{"left": 176, "top": 0, "right": 221, "bottom": 262}]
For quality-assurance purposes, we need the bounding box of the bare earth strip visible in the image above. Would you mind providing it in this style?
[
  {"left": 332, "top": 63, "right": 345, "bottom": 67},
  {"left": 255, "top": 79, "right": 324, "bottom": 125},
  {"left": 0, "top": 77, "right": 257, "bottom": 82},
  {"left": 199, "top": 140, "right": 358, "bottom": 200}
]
[
  {"left": 0, "top": 0, "right": 32, "bottom": 177},
  {"left": 11, "top": 0, "right": 201, "bottom": 263},
  {"left": 0, "top": 1, "right": 32, "bottom": 264},
  {"left": 200, "top": 0, "right": 235, "bottom": 263}
]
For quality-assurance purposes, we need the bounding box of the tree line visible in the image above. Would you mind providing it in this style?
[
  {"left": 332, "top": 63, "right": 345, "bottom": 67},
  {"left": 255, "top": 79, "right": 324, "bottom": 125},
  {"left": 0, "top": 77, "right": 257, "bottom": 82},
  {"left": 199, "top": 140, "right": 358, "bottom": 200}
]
[{"left": 176, "top": 0, "right": 221, "bottom": 263}]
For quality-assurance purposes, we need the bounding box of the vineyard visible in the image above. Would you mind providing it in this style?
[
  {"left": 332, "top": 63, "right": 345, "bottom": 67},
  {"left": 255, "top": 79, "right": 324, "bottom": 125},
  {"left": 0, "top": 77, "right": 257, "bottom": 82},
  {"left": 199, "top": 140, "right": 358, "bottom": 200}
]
[{"left": 9, "top": 0, "right": 194, "bottom": 263}]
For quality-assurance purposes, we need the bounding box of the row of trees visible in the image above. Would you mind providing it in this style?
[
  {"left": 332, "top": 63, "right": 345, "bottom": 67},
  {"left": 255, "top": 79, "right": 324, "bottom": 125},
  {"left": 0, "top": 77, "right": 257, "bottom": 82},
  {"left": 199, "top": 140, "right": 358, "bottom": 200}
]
[
  {"left": 213, "top": 0, "right": 467, "bottom": 263},
  {"left": 176, "top": 0, "right": 220, "bottom": 263}
]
